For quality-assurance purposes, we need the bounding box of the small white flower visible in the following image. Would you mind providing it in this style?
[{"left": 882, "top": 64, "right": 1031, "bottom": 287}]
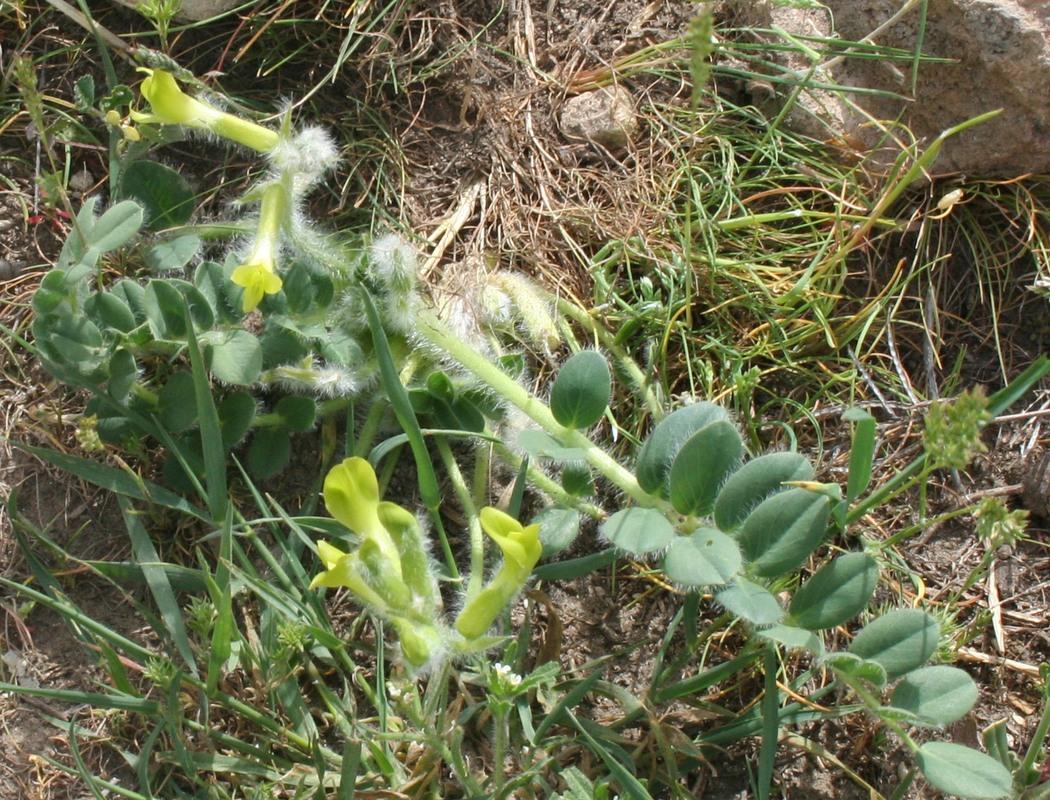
[{"left": 493, "top": 662, "right": 523, "bottom": 689}]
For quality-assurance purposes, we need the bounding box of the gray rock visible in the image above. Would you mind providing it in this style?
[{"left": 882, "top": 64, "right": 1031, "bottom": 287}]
[
  {"left": 727, "top": 0, "right": 1050, "bottom": 177},
  {"left": 112, "top": 0, "right": 240, "bottom": 22}
]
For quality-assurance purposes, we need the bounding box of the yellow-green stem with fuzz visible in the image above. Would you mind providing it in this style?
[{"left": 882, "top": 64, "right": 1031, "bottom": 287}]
[
  {"left": 436, "top": 437, "right": 485, "bottom": 598},
  {"left": 416, "top": 308, "right": 673, "bottom": 514}
]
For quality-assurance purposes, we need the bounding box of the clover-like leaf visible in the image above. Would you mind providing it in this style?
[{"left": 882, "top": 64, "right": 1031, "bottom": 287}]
[
  {"left": 668, "top": 420, "right": 743, "bottom": 516},
  {"left": 736, "top": 487, "right": 832, "bottom": 578},
  {"left": 789, "top": 552, "right": 879, "bottom": 630},
  {"left": 206, "top": 329, "right": 263, "bottom": 386},
  {"left": 662, "top": 528, "right": 740, "bottom": 588},
  {"left": 848, "top": 609, "right": 940, "bottom": 681},
  {"left": 550, "top": 350, "right": 611, "bottom": 429},
  {"left": 823, "top": 652, "right": 888, "bottom": 688},
  {"left": 147, "top": 232, "right": 200, "bottom": 270},
  {"left": 636, "top": 402, "right": 731, "bottom": 497},
  {"left": 218, "top": 391, "right": 256, "bottom": 448},
  {"left": 533, "top": 506, "right": 582, "bottom": 556},
  {"left": 714, "top": 450, "right": 814, "bottom": 531},
  {"left": 755, "top": 624, "right": 824, "bottom": 656},
  {"left": 889, "top": 665, "right": 978, "bottom": 727},
  {"left": 517, "top": 429, "right": 587, "bottom": 462},
  {"left": 916, "top": 742, "right": 1012, "bottom": 799},
  {"left": 601, "top": 507, "right": 674, "bottom": 556},
  {"left": 247, "top": 427, "right": 291, "bottom": 479},
  {"left": 276, "top": 395, "right": 317, "bottom": 432},
  {"left": 717, "top": 578, "right": 782, "bottom": 627},
  {"left": 122, "top": 161, "right": 195, "bottom": 232},
  {"left": 158, "top": 372, "right": 198, "bottom": 433}
]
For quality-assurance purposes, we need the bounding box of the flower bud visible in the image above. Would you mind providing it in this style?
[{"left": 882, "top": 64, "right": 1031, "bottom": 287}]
[
  {"left": 455, "top": 508, "right": 542, "bottom": 641},
  {"left": 134, "top": 69, "right": 280, "bottom": 153},
  {"left": 390, "top": 618, "right": 443, "bottom": 668}
]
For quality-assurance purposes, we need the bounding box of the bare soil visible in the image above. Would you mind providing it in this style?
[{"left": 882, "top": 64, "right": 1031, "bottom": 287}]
[{"left": 2, "top": 0, "right": 1050, "bottom": 798}]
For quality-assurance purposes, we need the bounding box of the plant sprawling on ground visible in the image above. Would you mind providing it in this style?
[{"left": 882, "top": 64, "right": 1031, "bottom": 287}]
[{"left": 2, "top": 2, "right": 1050, "bottom": 799}]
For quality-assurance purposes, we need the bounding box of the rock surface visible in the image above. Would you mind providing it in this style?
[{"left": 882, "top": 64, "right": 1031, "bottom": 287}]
[
  {"left": 112, "top": 0, "right": 240, "bottom": 22},
  {"left": 730, "top": 0, "right": 1050, "bottom": 177},
  {"left": 560, "top": 86, "right": 639, "bottom": 151}
]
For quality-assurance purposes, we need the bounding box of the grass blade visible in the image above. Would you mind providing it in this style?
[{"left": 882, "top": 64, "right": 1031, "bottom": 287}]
[
  {"left": 7, "top": 440, "right": 208, "bottom": 522},
  {"left": 844, "top": 408, "right": 876, "bottom": 505},
  {"left": 183, "top": 300, "right": 228, "bottom": 520},
  {"left": 756, "top": 645, "right": 780, "bottom": 800},
  {"left": 0, "top": 681, "right": 160, "bottom": 714},
  {"left": 337, "top": 739, "right": 362, "bottom": 800},
  {"left": 533, "top": 668, "right": 605, "bottom": 740},
  {"left": 566, "top": 712, "right": 653, "bottom": 800},
  {"left": 205, "top": 503, "right": 235, "bottom": 696},
  {"left": 360, "top": 286, "right": 441, "bottom": 511},
  {"left": 533, "top": 548, "right": 618, "bottom": 581},
  {"left": 987, "top": 355, "right": 1050, "bottom": 416},
  {"left": 120, "top": 495, "right": 198, "bottom": 676}
]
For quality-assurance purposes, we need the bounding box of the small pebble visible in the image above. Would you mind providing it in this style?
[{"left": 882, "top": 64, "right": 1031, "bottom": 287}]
[{"left": 561, "top": 86, "right": 639, "bottom": 150}]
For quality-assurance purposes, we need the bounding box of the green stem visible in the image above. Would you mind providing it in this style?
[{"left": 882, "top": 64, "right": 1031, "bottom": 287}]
[
  {"left": 836, "top": 670, "right": 919, "bottom": 754},
  {"left": 130, "top": 381, "right": 159, "bottom": 406},
  {"left": 555, "top": 297, "right": 665, "bottom": 422},
  {"left": 846, "top": 457, "right": 928, "bottom": 525},
  {"left": 1020, "top": 673, "right": 1050, "bottom": 778},
  {"left": 877, "top": 500, "right": 969, "bottom": 549},
  {"left": 491, "top": 701, "right": 510, "bottom": 799},
  {"left": 491, "top": 441, "right": 605, "bottom": 519},
  {"left": 436, "top": 437, "right": 476, "bottom": 588},
  {"left": 417, "top": 309, "right": 670, "bottom": 513},
  {"left": 472, "top": 441, "right": 490, "bottom": 509},
  {"left": 353, "top": 399, "right": 388, "bottom": 459}
]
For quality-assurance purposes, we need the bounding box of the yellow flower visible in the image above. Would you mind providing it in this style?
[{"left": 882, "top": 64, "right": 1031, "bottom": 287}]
[
  {"left": 134, "top": 69, "right": 280, "bottom": 153},
  {"left": 478, "top": 507, "right": 542, "bottom": 575},
  {"left": 455, "top": 508, "right": 542, "bottom": 641},
  {"left": 323, "top": 457, "right": 384, "bottom": 540},
  {"left": 230, "top": 182, "right": 288, "bottom": 312},
  {"left": 309, "top": 540, "right": 390, "bottom": 612},
  {"left": 231, "top": 258, "right": 282, "bottom": 312},
  {"left": 323, "top": 457, "right": 405, "bottom": 574}
]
